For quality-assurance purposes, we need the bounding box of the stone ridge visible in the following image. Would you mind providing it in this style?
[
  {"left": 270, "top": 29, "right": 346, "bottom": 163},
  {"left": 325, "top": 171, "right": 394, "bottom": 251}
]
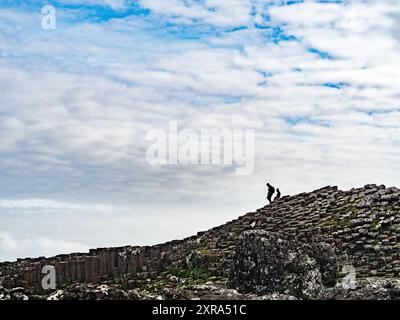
[{"left": 1, "top": 184, "right": 400, "bottom": 293}]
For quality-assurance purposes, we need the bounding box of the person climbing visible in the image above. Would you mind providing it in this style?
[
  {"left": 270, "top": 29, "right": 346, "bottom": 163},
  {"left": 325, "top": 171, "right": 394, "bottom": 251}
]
[
  {"left": 266, "top": 183, "right": 275, "bottom": 204},
  {"left": 275, "top": 188, "right": 281, "bottom": 201}
]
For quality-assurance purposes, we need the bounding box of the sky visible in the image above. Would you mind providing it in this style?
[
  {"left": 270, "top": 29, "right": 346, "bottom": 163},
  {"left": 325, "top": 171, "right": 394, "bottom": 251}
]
[{"left": 1, "top": 0, "right": 400, "bottom": 261}]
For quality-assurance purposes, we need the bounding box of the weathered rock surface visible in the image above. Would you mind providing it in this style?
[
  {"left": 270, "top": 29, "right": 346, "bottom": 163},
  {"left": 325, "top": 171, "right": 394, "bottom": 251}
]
[
  {"left": 0, "top": 286, "right": 30, "bottom": 301},
  {"left": 318, "top": 279, "right": 400, "bottom": 300},
  {"left": 228, "top": 230, "right": 337, "bottom": 299},
  {"left": 0, "top": 283, "right": 297, "bottom": 301},
  {"left": 4, "top": 277, "right": 400, "bottom": 301}
]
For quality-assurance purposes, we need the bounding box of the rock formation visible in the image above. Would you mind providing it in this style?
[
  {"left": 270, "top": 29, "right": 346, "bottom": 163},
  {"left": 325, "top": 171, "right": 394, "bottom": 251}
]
[
  {"left": 228, "top": 230, "right": 337, "bottom": 299},
  {"left": 1, "top": 184, "right": 400, "bottom": 300}
]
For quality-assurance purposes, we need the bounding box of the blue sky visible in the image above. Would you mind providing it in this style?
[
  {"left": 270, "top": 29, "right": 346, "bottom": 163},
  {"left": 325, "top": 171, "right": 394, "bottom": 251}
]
[{"left": 1, "top": 0, "right": 400, "bottom": 260}]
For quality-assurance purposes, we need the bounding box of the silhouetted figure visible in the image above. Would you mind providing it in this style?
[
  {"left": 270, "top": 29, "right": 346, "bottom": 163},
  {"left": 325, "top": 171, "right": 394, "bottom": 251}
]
[
  {"left": 266, "top": 183, "right": 275, "bottom": 204},
  {"left": 275, "top": 188, "right": 281, "bottom": 201}
]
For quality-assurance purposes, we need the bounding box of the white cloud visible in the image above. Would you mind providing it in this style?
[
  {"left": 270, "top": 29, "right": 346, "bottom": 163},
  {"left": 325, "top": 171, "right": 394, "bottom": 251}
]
[
  {"left": 0, "top": 199, "right": 114, "bottom": 213},
  {"left": 0, "top": 231, "right": 91, "bottom": 261},
  {"left": 139, "top": 0, "right": 252, "bottom": 27},
  {"left": 58, "top": 0, "right": 128, "bottom": 10}
]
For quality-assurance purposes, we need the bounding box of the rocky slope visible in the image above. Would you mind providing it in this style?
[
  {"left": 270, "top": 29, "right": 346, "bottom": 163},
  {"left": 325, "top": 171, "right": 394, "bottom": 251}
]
[{"left": 2, "top": 184, "right": 400, "bottom": 300}]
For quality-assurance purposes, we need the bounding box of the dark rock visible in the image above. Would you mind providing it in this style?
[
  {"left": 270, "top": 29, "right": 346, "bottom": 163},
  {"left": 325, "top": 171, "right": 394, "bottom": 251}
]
[
  {"left": 312, "top": 243, "right": 338, "bottom": 287},
  {"left": 228, "top": 230, "right": 338, "bottom": 299},
  {"left": 185, "top": 250, "right": 211, "bottom": 270}
]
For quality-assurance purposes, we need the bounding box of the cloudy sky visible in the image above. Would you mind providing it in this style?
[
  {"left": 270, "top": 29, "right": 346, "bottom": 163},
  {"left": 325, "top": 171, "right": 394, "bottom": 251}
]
[{"left": 1, "top": 0, "right": 400, "bottom": 261}]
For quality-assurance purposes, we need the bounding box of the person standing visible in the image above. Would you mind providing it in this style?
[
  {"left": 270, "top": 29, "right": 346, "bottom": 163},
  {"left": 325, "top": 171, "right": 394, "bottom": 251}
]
[{"left": 266, "top": 183, "right": 275, "bottom": 204}]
